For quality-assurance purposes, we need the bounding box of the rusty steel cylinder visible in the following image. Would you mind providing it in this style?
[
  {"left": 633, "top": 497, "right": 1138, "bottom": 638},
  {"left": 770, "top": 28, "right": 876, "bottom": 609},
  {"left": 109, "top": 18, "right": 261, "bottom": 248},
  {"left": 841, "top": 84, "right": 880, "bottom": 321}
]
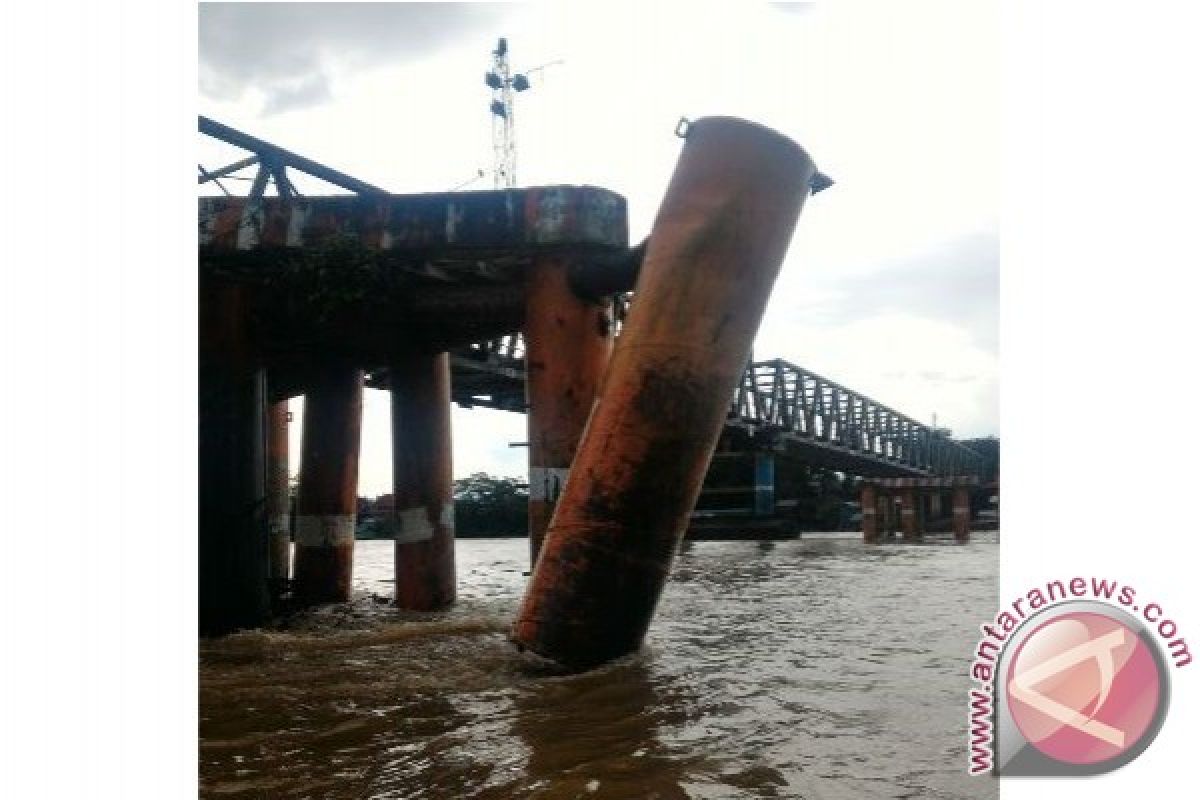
[
  {"left": 199, "top": 281, "right": 271, "bottom": 635},
  {"left": 512, "top": 117, "right": 817, "bottom": 669},
  {"left": 391, "top": 353, "right": 456, "bottom": 610},
  {"left": 292, "top": 368, "right": 364, "bottom": 605},
  {"left": 266, "top": 397, "right": 291, "bottom": 596},
  {"left": 525, "top": 254, "right": 614, "bottom": 563}
]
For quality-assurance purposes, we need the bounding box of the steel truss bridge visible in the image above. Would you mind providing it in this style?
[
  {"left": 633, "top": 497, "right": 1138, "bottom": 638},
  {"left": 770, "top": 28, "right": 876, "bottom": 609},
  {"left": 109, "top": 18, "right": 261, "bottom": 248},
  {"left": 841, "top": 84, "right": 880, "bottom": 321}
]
[{"left": 436, "top": 334, "right": 985, "bottom": 479}]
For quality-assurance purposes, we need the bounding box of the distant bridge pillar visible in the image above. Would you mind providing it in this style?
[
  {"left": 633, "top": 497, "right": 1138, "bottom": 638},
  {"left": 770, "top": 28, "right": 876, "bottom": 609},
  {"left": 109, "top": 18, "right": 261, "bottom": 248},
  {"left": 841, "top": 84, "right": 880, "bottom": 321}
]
[
  {"left": 266, "top": 395, "right": 291, "bottom": 599},
  {"left": 524, "top": 254, "right": 614, "bottom": 564},
  {"left": 900, "top": 487, "right": 920, "bottom": 540},
  {"left": 391, "top": 352, "right": 456, "bottom": 610},
  {"left": 930, "top": 491, "right": 943, "bottom": 520},
  {"left": 861, "top": 483, "right": 878, "bottom": 542},
  {"left": 952, "top": 485, "right": 971, "bottom": 543},
  {"left": 753, "top": 452, "right": 776, "bottom": 516},
  {"left": 199, "top": 282, "right": 270, "bottom": 635},
  {"left": 293, "top": 367, "right": 364, "bottom": 605}
]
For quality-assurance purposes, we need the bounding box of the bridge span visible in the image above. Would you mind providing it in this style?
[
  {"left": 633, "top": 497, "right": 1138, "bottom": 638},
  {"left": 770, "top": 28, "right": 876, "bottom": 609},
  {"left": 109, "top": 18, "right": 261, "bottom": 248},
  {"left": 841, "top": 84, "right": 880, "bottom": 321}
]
[{"left": 431, "top": 335, "right": 984, "bottom": 479}]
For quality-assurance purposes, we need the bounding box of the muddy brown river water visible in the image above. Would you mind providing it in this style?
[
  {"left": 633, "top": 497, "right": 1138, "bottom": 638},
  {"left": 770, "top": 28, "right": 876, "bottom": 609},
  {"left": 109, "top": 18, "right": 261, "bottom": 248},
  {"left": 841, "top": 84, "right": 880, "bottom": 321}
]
[{"left": 199, "top": 534, "right": 998, "bottom": 799}]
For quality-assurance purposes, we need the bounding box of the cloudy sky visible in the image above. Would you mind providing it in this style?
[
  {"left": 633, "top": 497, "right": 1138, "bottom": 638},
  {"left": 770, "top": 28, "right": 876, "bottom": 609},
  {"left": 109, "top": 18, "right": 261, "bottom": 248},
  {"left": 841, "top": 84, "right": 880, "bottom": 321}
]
[{"left": 199, "top": 1, "right": 998, "bottom": 496}]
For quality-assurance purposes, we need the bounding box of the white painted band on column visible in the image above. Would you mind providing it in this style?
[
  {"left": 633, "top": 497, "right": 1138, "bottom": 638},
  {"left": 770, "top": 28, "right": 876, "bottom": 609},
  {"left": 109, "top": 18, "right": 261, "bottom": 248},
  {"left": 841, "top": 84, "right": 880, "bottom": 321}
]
[
  {"left": 953, "top": 505, "right": 969, "bottom": 513},
  {"left": 901, "top": 509, "right": 914, "bottom": 516},
  {"left": 268, "top": 515, "right": 290, "bottom": 537},
  {"left": 395, "top": 503, "right": 455, "bottom": 545},
  {"left": 529, "top": 466, "right": 570, "bottom": 502},
  {"left": 295, "top": 514, "right": 356, "bottom": 547}
]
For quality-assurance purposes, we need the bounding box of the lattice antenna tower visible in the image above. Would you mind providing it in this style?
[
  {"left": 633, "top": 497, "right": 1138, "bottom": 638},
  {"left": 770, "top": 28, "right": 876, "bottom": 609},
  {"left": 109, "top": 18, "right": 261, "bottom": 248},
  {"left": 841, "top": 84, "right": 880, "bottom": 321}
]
[
  {"left": 485, "top": 38, "right": 516, "bottom": 188},
  {"left": 485, "top": 38, "right": 561, "bottom": 189}
]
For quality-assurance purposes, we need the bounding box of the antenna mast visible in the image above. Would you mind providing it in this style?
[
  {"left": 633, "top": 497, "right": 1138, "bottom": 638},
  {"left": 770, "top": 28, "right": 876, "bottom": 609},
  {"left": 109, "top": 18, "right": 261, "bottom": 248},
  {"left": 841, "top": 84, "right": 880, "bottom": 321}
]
[
  {"left": 485, "top": 39, "right": 561, "bottom": 189},
  {"left": 486, "top": 38, "right": 519, "bottom": 188}
]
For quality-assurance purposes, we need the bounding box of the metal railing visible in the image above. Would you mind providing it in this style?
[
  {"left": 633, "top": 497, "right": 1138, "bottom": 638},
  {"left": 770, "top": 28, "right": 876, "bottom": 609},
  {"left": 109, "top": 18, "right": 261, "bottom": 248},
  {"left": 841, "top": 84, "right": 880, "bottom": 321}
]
[{"left": 731, "top": 359, "right": 983, "bottom": 475}]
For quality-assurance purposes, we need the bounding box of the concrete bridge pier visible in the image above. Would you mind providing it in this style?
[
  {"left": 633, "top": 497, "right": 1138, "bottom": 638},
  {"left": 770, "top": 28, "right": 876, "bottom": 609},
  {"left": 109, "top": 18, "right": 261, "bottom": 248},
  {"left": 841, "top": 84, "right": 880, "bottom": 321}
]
[
  {"left": 900, "top": 488, "right": 920, "bottom": 540},
  {"left": 861, "top": 483, "right": 879, "bottom": 542},
  {"left": 753, "top": 452, "right": 776, "bottom": 516},
  {"left": 266, "top": 395, "right": 292, "bottom": 600},
  {"left": 861, "top": 478, "right": 978, "bottom": 542},
  {"left": 391, "top": 352, "right": 456, "bottom": 610},
  {"left": 199, "top": 283, "right": 270, "bottom": 635},
  {"left": 293, "top": 367, "right": 364, "bottom": 605},
  {"left": 524, "top": 254, "right": 614, "bottom": 564},
  {"left": 952, "top": 486, "right": 971, "bottom": 543},
  {"left": 930, "top": 491, "right": 943, "bottom": 519}
]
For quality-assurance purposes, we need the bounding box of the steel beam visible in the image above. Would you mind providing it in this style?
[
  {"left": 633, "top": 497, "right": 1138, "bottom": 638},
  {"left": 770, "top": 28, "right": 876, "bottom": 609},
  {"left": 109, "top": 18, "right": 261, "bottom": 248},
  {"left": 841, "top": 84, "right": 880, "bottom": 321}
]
[{"left": 199, "top": 116, "right": 387, "bottom": 196}]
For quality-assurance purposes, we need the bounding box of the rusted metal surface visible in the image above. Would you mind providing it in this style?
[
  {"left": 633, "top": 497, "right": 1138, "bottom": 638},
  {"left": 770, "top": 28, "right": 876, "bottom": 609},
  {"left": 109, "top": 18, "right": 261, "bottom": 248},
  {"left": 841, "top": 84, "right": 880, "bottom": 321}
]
[
  {"left": 266, "top": 396, "right": 291, "bottom": 597},
  {"left": 198, "top": 187, "right": 634, "bottom": 375},
  {"left": 524, "top": 254, "right": 615, "bottom": 563},
  {"left": 391, "top": 353, "right": 456, "bottom": 610},
  {"left": 199, "top": 186, "right": 626, "bottom": 254},
  {"left": 292, "top": 368, "right": 364, "bottom": 605},
  {"left": 199, "top": 282, "right": 271, "bottom": 635},
  {"left": 511, "top": 117, "right": 818, "bottom": 669},
  {"left": 861, "top": 484, "right": 879, "bottom": 543}
]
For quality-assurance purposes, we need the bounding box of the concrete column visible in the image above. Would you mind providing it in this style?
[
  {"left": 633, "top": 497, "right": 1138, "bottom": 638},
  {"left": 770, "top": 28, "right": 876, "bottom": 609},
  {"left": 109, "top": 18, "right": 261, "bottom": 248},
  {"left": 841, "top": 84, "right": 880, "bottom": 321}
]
[
  {"left": 861, "top": 483, "right": 878, "bottom": 542},
  {"left": 199, "top": 282, "right": 270, "bottom": 635},
  {"left": 525, "top": 254, "right": 613, "bottom": 563},
  {"left": 391, "top": 352, "right": 456, "bottom": 610},
  {"left": 512, "top": 116, "right": 818, "bottom": 670},
  {"left": 930, "top": 490, "right": 943, "bottom": 519},
  {"left": 900, "top": 488, "right": 919, "bottom": 540},
  {"left": 266, "top": 397, "right": 291, "bottom": 598},
  {"left": 293, "top": 367, "right": 363, "bottom": 605},
  {"left": 953, "top": 486, "right": 971, "bottom": 543},
  {"left": 753, "top": 452, "right": 776, "bottom": 517}
]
